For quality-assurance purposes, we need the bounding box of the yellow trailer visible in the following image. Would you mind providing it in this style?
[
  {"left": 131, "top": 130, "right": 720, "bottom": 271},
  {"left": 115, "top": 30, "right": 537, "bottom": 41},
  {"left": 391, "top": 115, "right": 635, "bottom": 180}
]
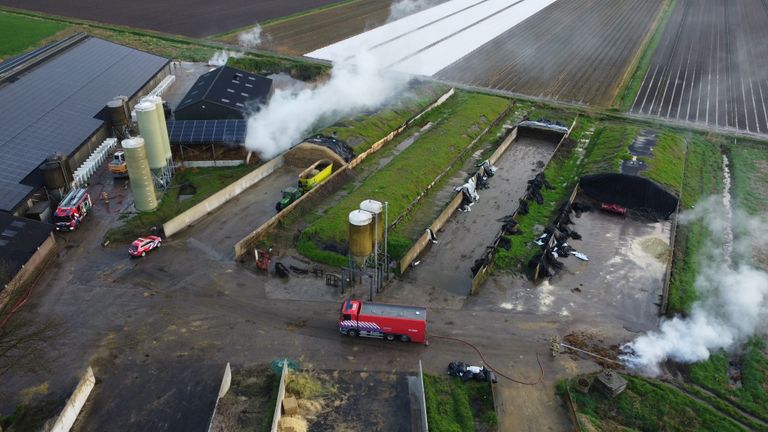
[{"left": 298, "top": 159, "right": 333, "bottom": 192}]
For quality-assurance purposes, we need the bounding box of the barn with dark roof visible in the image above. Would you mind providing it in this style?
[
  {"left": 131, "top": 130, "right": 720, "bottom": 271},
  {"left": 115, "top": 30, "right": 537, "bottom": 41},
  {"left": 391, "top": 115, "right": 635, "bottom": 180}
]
[
  {"left": 0, "top": 33, "right": 169, "bottom": 217},
  {"left": 173, "top": 65, "right": 273, "bottom": 121}
]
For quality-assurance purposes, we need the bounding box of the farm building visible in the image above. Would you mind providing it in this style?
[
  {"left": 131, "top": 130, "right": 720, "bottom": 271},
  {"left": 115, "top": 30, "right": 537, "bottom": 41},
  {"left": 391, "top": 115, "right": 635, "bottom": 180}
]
[
  {"left": 0, "top": 213, "right": 55, "bottom": 309},
  {"left": 173, "top": 65, "right": 273, "bottom": 121},
  {"left": 0, "top": 33, "right": 170, "bottom": 218}
]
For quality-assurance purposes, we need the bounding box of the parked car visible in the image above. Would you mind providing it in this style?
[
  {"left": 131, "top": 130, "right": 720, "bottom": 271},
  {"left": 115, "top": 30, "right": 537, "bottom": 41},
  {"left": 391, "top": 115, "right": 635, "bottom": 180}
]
[{"left": 129, "top": 235, "right": 162, "bottom": 257}]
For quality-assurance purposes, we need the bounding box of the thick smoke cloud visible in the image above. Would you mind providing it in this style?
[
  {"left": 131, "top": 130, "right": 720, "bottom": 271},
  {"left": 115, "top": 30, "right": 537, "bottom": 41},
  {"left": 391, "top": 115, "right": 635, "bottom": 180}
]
[
  {"left": 621, "top": 196, "right": 768, "bottom": 375},
  {"left": 243, "top": 51, "right": 409, "bottom": 159},
  {"left": 388, "top": 0, "right": 443, "bottom": 21}
]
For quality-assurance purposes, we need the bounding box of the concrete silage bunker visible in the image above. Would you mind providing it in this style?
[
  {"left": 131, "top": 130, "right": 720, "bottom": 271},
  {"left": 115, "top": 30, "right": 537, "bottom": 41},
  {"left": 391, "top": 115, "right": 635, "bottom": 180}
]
[{"left": 580, "top": 173, "right": 678, "bottom": 219}]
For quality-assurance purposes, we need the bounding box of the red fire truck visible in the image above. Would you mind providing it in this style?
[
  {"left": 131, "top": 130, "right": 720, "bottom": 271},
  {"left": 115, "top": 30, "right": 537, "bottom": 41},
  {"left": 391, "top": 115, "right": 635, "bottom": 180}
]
[
  {"left": 339, "top": 299, "right": 427, "bottom": 344},
  {"left": 54, "top": 188, "right": 92, "bottom": 231}
]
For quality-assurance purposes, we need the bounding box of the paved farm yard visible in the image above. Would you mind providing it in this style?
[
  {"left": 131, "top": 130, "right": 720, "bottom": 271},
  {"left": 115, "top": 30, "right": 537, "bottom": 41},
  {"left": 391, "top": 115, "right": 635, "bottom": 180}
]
[
  {"left": 631, "top": 0, "right": 768, "bottom": 135},
  {"left": 0, "top": 0, "right": 341, "bottom": 37},
  {"left": 435, "top": 0, "right": 663, "bottom": 107}
]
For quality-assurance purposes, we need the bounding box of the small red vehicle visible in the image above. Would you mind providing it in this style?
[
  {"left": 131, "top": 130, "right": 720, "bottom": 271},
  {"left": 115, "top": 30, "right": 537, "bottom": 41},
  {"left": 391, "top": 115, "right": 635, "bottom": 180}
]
[
  {"left": 339, "top": 299, "right": 427, "bottom": 344},
  {"left": 601, "top": 202, "right": 627, "bottom": 216},
  {"left": 128, "top": 235, "right": 162, "bottom": 257}
]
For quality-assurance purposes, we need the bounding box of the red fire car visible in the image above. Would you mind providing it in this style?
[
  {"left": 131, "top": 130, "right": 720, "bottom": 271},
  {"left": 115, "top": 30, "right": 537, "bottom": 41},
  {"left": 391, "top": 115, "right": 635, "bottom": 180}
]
[{"left": 129, "top": 236, "right": 162, "bottom": 257}]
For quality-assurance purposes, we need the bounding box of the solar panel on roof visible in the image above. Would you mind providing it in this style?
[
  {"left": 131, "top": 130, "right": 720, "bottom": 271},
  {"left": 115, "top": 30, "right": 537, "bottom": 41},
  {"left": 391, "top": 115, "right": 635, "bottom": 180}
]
[{"left": 166, "top": 120, "right": 247, "bottom": 144}]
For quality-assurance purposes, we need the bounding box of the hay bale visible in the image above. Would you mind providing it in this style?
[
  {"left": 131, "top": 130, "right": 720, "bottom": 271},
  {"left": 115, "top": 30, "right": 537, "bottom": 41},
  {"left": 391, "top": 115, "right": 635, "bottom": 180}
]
[
  {"left": 278, "top": 415, "right": 308, "bottom": 432},
  {"left": 283, "top": 395, "right": 299, "bottom": 416}
]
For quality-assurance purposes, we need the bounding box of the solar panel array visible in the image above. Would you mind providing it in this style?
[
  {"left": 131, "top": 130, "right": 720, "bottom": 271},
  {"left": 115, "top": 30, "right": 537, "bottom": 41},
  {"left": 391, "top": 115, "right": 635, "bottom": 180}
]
[
  {"left": 166, "top": 119, "right": 247, "bottom": 144},
  {"left": 0, "top": 37, "right": 168, "bottom": 212}
]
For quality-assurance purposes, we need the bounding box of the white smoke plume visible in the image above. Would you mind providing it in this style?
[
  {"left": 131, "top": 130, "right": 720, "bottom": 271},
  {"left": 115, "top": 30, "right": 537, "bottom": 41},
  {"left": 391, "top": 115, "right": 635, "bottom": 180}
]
[
  {"left": 621, "top": 196, "right": 768, "bottom": 375},
  {"left": 388, "top": 0, "right": 443, "bottom": 21},
  {"left": 208, "top": 50, "right": 241, "bottom": 67},
  {"left": 238, "top": 24, "right": 263, "bottom": 48},
  {"left": 243, "top": 50, "right": 409, "bottom": 159}
]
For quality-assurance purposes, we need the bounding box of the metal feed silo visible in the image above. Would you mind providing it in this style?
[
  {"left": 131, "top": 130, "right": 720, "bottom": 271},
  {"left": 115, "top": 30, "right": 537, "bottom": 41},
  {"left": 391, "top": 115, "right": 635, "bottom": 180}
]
[
  {"left": 348, "top": 210, "right": 373, "bottom": 261},
  {"left": 107, "top": 96, "right": 130, "bottom": 128},
  {"left": 360, "top": 200, "right": 383, "bottom": 248},
  {"left": 135, "top": 101, "right": 167, "bottom": 170},
  {"left": 142, "top": 95, "right": 172, "bottom": 160},
  {"left": 122, "top": 137, "right": 158, "bottom": 212}
]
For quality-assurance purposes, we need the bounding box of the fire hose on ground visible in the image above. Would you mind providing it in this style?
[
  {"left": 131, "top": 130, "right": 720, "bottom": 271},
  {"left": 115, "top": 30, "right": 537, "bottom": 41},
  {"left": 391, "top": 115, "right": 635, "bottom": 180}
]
[{"left": 430, "top": 334, "right": 544, "bottom": 386}]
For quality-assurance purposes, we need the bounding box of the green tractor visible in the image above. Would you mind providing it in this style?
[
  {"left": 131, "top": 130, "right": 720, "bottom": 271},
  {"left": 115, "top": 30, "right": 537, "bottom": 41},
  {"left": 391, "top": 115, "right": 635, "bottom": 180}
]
[{"left": 276, "top": 186, "right": 302, "bottom": 212}]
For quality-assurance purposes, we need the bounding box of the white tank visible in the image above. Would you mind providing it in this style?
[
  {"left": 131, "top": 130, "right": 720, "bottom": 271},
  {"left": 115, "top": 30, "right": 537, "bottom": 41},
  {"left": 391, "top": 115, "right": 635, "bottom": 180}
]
[
  {"left": 360, "top": 199, "right": 384, "bottom": 245},
  {"left": 142, "top": 95, "right": 172, "bottom": 160},
  {"left": 135, "top": 101, "right": 167, "bottom": 169},
  {"left": 122, "top": 137, "right": 158, "bottom": 212}
]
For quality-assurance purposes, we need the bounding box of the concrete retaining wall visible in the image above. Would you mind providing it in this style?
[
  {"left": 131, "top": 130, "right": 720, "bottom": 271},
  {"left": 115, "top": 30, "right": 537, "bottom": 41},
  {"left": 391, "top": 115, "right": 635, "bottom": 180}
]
[
  {"left": 398, "top": 125, "right": 519, "bottom": 275},
  {"left": 206, "top": 362, "right": 232, "bottom": 432},
  {"left": 182, "top": 160, "right": 245, "bottom": 168},
  {"left": 270, "top": 360, "right": 289, "bottom": 432},
  {"left": 0, "top": 232, "right": 55, "bottom": 311},
  {"left": 163, "top": 157, "right": 284, "bottom": 237},
  {"left": 233, "top": 88, "right": 456, "bottom": 260},
  {"left": 46, "top": 366, "right": 95, "bottom": 432}
]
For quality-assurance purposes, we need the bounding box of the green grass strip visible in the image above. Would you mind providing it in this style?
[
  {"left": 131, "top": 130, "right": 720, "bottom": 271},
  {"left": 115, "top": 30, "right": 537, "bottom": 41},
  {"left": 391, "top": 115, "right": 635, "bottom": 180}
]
[{"left": 0, "top": 11, "right": 68, "bottom": 60}]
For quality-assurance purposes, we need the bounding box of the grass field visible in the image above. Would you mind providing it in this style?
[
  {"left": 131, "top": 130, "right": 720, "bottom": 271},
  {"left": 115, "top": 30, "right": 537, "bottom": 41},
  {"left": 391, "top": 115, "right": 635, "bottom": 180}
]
[
  {"left": 298, "top": 91, "right": 509, "bottom": 266},
  {"left": 727, "top": 141, "right": 768, "bottom": 215},
  {"left": 105, "top": 164, "right": 258, "bottom": 244},
  {"left": 424, "top": 375, "right": 497, "bottom": 432},
  {"left": 567, "top": 374, "right": 743, "bottom": 432},
  {"left": 666, "top": 134, "right": 723, "bottom": 314},
  {"left": 0, "top": 10, "right": 67, "bottom": 60}
]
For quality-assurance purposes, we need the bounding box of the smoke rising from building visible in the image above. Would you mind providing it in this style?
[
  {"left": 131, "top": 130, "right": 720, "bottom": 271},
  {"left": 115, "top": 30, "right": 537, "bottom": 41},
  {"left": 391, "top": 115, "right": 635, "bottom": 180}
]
[
  {"left": 621, "top": 196, "right": 768, "bottom": 375},
  {"left": 208, "top": 50, "right": 240, "bottom": 67},
  {"left": 243, "top": 50, "right": 409, "bottom": 159}
]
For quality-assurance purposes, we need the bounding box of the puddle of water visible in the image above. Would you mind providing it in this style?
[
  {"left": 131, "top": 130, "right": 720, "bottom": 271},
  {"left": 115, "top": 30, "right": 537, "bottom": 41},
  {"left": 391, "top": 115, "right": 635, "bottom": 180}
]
[{"left": 628, "top": 129, "right": 658, "bottom": 156}]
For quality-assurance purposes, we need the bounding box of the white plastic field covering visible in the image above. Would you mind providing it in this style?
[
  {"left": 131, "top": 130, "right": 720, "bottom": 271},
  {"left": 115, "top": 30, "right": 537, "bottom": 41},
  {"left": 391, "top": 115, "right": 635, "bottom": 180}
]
[{"left": 306, "top": 0, "right": 557, "bottom": 76}]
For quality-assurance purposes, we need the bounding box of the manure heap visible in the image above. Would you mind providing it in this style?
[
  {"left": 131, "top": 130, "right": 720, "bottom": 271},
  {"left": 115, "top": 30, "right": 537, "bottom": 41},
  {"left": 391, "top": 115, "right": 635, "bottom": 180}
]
[{"left": 306, "top": 0, "right": 556, "bottom": 76}]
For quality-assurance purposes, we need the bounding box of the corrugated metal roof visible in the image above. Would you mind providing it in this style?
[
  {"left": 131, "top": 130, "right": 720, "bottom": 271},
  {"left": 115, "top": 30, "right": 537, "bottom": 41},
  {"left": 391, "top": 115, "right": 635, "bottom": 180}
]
[
  {"left": 0, "top": 37, "right": 168, "bottom": 213},
  {"left": 175, "top": 65, "right": 272, "bottom": 116}
]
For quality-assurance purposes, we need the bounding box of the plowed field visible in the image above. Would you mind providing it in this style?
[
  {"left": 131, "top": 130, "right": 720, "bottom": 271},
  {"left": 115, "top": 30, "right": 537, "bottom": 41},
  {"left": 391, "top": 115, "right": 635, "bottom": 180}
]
[
  {"left": 0, "top": 0, "right": 342, "bottom": 37},
  {"left": 630, "top": 0, "right": 768, "bottom": 135},
  {"left": 434, "top": 0, "right": 663, "bottom": 106}
]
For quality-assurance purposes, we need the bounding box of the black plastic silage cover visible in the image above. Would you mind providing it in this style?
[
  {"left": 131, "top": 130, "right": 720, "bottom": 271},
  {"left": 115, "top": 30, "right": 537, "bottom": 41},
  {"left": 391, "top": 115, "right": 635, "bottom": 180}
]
[{"left": 580, "top": 173, "right": 678, "bottom": 219}]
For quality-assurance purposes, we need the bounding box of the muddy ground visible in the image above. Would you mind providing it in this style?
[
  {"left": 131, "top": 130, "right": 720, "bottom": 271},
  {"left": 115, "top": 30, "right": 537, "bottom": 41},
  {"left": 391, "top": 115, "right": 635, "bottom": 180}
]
[{"left": 0, "top": 0, "right": 341, "bottom": 37}]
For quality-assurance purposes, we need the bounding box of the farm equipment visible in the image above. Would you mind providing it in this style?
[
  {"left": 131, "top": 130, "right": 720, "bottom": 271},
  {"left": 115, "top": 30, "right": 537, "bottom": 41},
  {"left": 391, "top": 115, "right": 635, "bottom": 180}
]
[
  {"left": 54, "top": 188, "right": 92, "bottom": 231},
  {"left": 108, "top": 150, "right": 128, "bottom": 178},
  {"left": 275, "top": 186, "right": 302, "bottom": 212},
  {"left": 298, "top": 159, "right": 333, "bottom": 193},
  {"left": 339, "top": 299, "right": 427, "bottom": 344},
  {"left": 255, "top": 248, "right": 271, "bottom": 272}
]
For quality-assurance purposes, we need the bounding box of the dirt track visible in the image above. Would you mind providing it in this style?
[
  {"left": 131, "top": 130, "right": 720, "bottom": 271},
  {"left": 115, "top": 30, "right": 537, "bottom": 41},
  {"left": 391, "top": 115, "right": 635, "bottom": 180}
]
[
  {"left": 631, "top": 0, "right": 768, "bottom": 135},
  {"left": 0, "top": 0, "right": 341, "bottom": 37},
  {"left": 434, "top": 0, "right": 662, "bottom": 107}
]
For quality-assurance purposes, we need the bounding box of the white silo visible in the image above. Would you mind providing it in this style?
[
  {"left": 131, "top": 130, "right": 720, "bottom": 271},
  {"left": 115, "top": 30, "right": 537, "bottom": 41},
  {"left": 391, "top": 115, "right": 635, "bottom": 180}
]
[
  {"left": 122, "top": 137, "right": 158, "bottom": 212},
  {"left": 135, "top": 101, "right": 167, "bottom": 170},
  {"left": 142, "top": 95, "right": 172, "bottom": 161}
]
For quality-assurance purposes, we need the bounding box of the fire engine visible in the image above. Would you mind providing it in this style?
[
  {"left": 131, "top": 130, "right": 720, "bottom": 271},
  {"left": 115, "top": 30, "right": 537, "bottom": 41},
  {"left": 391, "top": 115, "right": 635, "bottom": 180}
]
[
  {"left": 54, "top": 188, "right": 92, "bottom": 231},
  {"left": 339, "top": 299, "right": 427, "bottom": 344}
]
